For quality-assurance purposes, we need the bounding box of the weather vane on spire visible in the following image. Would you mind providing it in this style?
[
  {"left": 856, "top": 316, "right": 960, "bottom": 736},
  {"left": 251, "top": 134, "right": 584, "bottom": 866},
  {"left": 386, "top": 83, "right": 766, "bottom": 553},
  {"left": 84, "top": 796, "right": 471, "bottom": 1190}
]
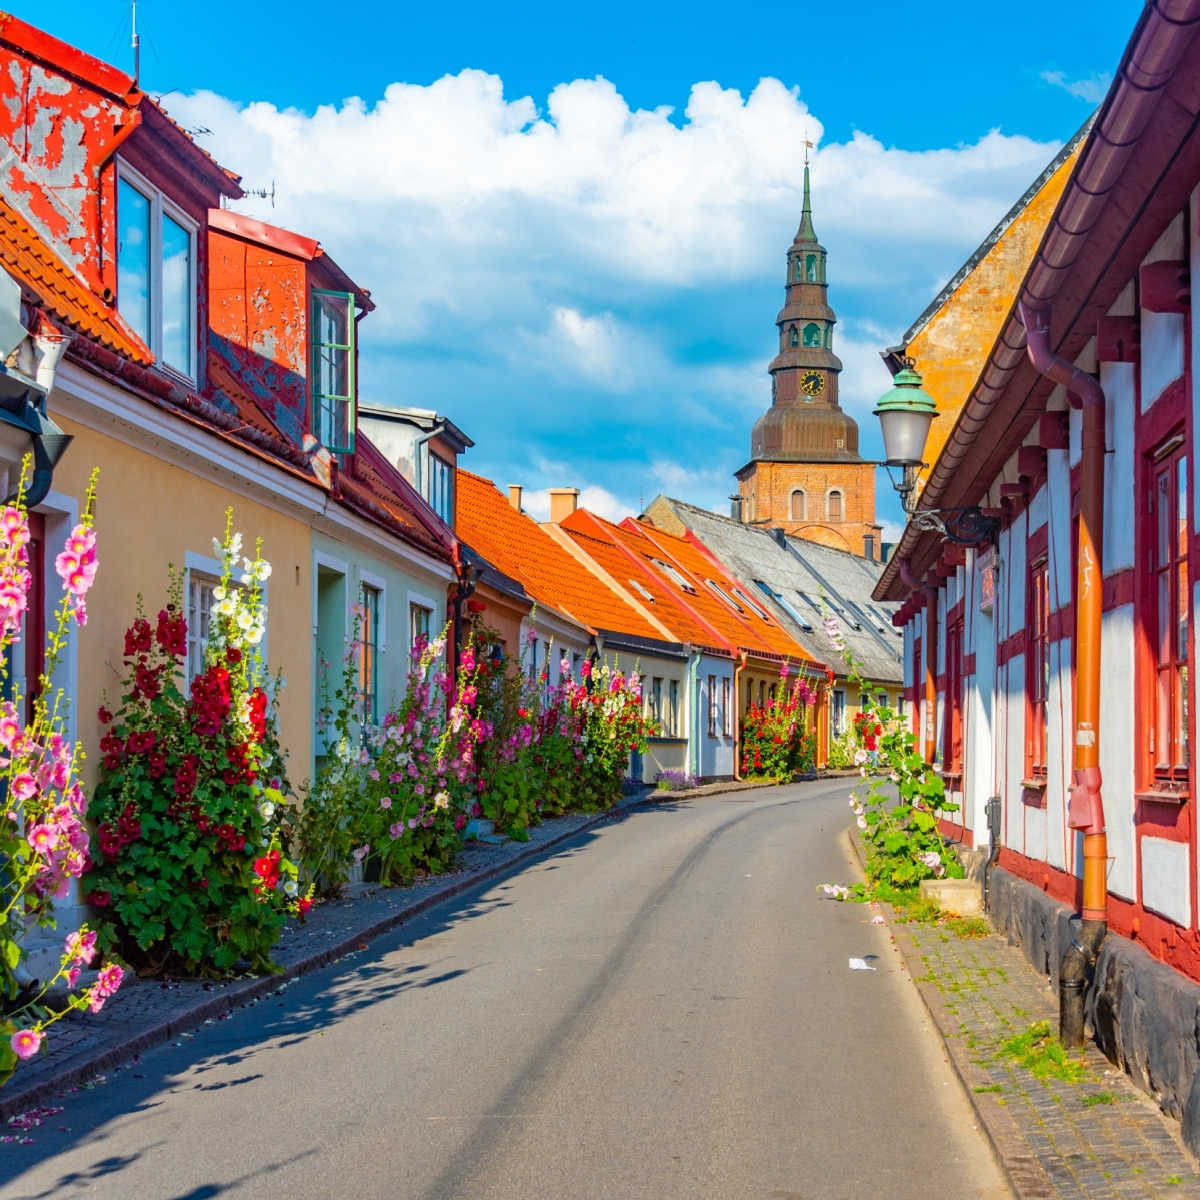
[{"left": 804, "top": 136, "right": 814, "bottom": 166}]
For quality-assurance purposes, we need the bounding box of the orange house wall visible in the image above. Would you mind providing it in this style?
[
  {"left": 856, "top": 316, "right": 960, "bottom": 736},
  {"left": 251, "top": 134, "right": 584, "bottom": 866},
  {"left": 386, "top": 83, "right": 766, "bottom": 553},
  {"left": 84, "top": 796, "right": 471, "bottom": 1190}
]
[{"left": 906, "top": 145, "right": 1084, "bottom": 490}]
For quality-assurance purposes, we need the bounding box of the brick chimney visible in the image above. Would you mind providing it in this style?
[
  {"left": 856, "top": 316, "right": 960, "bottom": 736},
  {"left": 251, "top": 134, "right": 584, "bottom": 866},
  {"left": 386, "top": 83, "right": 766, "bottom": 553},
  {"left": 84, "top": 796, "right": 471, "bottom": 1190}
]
[
  {"left": 508, "top": 484, "right": 523, "bottom": 512},
  {"left": 548, "top": 487, "right": 580, "bottom": 523}
]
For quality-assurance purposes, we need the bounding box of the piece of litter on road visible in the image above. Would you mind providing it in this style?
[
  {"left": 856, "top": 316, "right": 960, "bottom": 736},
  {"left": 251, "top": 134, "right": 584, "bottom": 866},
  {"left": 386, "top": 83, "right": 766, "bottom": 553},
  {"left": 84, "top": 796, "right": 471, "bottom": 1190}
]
[{"left": 849, "top": 957, "right": 876, "bottom": 971}]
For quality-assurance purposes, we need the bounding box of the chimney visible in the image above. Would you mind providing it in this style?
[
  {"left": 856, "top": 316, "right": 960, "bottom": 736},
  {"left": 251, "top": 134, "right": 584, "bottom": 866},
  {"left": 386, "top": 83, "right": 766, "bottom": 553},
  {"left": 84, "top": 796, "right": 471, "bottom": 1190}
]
[
  {"left": 729, "top": 494, "right": 743, "bottom": 521},
  {"left": 548, "top": 487, "right": 580, "bottom": 523},
  {"left": 508, "top": 484, "right": 523, "bottom": 512}
]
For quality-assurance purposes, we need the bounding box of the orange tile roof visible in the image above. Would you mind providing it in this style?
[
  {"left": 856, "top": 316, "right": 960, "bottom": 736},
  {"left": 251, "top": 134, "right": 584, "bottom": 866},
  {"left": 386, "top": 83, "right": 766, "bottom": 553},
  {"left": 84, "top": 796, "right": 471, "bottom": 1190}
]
[
  {"left": 555, "top": 513, "right": 717, "bottom": 649},
  {"left": 0, "top": 198, "right": 151, "bottom": 363},
  {"left": 625, "top": 518, "right": 814, "bottom": 660},
  {"left": 579, "top": 513, "right": 813, "bottom": 664},
  {"left": 456, "top": 470, "right": 663, "bottom": 640}
]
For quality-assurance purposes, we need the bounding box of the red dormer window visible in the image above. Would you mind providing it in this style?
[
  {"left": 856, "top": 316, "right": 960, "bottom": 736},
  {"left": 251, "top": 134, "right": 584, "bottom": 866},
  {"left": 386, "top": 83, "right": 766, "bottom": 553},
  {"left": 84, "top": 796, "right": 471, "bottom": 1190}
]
[
  {"left": 117, "top": 164, "right": 197, "bottom": 379},
  {"left": 312, "top": 289, "right": 356, "bottom": 454}
]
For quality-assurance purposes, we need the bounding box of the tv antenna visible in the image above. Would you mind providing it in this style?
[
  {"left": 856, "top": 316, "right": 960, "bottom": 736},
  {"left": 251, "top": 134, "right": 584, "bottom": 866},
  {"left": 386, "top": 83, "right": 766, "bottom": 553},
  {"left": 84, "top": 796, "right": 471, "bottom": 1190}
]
[
  {"left": 131, "top": 1, "right": 140, "bottom": 87},
  {"left": 226, "top": 182, "right": 277, "bottom": 209}
]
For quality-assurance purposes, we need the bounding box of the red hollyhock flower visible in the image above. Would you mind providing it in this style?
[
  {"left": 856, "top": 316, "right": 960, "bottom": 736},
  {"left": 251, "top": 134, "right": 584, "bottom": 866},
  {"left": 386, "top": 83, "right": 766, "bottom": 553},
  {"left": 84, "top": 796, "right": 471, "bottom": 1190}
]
[
  {"left": 297, "top": 897, "right": 314, "bottom": 919},
  {"left": 97, "top": 706, "right": 113, "bottom": 725},
  {"left": 85, "top": 890, "right": 111, "bottom": 907}
]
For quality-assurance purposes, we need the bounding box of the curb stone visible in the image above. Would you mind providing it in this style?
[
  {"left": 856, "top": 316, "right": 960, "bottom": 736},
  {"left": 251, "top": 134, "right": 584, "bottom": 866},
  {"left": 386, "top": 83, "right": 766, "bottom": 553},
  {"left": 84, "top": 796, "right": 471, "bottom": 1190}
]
[{"left": 1, "top": 775, "right": 789, "bottom": 1121}]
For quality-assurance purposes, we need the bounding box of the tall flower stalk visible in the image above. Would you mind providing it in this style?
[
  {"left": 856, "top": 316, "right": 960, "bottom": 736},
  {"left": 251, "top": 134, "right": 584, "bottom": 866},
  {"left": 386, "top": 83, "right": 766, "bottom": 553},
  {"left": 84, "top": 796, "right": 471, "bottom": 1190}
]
[{"left": 1, "top": 464, "right": 124, "bottom": 1087}]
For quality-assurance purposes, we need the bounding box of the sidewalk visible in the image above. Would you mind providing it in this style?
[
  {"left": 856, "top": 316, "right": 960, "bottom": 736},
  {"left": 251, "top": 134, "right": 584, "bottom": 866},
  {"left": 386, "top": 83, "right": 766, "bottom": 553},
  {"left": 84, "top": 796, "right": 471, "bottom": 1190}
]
[
  {"left": 887, "top": 898, "right": 1200, "bottom": 1196},
  {"left": 1, "top": 775, "right": 786, "bottom": 1122}
]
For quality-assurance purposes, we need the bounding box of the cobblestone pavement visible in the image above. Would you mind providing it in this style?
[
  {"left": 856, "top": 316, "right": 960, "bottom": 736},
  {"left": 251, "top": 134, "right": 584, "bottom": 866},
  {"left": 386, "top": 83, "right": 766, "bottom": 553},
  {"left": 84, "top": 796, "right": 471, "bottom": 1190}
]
[{"left": 892, "top": 913, "right": 1200, "bottom": 1197}]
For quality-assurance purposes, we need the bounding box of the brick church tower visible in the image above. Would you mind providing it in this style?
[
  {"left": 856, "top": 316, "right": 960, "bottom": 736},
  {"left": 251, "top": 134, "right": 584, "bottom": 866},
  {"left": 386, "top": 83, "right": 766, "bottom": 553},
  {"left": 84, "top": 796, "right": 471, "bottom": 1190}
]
[{"left": 735, "top": 162, "right": 882, "bottom": 560}]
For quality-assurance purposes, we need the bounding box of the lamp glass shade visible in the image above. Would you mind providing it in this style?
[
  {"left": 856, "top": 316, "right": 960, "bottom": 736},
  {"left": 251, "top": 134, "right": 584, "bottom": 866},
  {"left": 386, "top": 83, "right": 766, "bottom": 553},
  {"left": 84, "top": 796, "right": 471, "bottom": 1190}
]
[
  {"left": 873, "top": 365, "right": 937, "bottom": 467},
  {"left": 877, "top": 406, "right": 934, "bottom": 467}
]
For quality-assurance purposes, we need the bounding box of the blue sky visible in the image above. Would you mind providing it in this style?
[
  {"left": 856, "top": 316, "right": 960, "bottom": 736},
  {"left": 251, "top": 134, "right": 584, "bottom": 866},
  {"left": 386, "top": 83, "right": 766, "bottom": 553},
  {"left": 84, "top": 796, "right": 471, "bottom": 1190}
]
[{"left": 17, "top": 1, "right": 1137, "bottom": 536}]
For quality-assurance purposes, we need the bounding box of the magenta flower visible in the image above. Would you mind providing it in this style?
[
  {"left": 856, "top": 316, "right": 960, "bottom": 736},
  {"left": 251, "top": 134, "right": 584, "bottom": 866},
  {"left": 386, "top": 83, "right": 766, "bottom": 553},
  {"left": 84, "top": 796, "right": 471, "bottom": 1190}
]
[
  {"left": 26, "top": 823, "right": 58, "bottom": 853},
  {"left": 10, "top": 1028, "right": 42, "bottom": 1059}
]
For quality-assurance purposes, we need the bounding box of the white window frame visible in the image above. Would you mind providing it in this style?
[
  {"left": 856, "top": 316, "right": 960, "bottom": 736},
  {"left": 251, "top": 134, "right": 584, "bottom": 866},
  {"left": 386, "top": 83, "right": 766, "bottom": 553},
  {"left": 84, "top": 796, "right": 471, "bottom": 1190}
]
[
  {"left": 116, "top": 159, "right": 199, "bottom": 382},
  {"left": 406, "top": 588, "right": 438, "bottom": 659},
  {"left": 184, "top": 550, "right": 270, "bottom": 686}
]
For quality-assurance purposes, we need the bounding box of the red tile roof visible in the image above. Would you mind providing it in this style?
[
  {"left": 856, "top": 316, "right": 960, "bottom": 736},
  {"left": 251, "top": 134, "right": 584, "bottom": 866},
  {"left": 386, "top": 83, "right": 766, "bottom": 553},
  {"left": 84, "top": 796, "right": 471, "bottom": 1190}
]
[
  {"left": 456, "top": 471, "right": 663, "bottom": 640},
  {"left": 0, "top": 198, "right": 151, "bottom": 363}
]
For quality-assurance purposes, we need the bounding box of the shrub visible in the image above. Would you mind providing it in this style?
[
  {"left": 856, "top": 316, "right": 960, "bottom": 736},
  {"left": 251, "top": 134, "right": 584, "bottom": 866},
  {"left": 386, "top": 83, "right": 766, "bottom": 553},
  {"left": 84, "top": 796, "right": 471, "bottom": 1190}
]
[
  {"left": 740, "top": 669, "right": 817, "bottom": 780},
  {"left": 87, "top": 512, "right": 305, "bottom": 977}
]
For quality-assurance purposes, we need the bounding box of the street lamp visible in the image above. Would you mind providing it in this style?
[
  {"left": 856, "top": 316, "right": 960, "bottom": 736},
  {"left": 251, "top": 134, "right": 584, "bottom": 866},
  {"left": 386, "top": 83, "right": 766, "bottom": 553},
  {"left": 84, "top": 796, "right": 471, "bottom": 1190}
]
[{"left": 873, "top": 359, "right": 999, "bottom": 547}]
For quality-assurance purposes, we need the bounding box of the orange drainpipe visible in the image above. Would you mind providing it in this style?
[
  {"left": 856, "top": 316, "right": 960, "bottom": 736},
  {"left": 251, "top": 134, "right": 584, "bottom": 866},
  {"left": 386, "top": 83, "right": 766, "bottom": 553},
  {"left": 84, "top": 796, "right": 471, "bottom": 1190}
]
[{"left": 1020, "top": 301, "right": 1107, "bottom": 1047}]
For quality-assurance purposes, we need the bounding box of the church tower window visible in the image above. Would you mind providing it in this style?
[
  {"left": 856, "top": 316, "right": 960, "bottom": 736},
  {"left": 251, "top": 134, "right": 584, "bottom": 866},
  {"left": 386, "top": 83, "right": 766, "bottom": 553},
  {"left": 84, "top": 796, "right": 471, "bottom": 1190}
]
[
  {"left": 806, "top": 254, "right": 817, "bottom": 282},
  {"left": 789, "top": 325, "right": 799, "bottom": 348},
  {"left": 828, "top": 490, "right": 844, "bottom": 521},
  {"left": 790, "top": 489, "right": 806, "bottom": 520},
  {"left": 803, "top": 323, "right": 821, "bottom": 347},
  {"left": 793, "top": 258, "right": 803, "bottom": 282}
]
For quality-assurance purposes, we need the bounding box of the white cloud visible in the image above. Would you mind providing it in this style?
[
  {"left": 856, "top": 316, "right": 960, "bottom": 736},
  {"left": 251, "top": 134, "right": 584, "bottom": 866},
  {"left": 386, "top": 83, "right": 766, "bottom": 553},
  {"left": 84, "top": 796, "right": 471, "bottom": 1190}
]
[
  {"left": 167, "top": 73, "right": 1065, "bottom": 524},
  {"left": 1040, "top": 70, "right": 1111, "bottom": 104}
]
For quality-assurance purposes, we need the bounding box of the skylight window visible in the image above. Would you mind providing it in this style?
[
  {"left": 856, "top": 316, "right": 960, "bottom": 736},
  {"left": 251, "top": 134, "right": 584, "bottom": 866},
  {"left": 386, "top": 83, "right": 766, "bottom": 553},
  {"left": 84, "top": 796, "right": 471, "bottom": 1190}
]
[
  {"left": 629, "top": 579, "right": 656, "bottom": 603},
  {"left": 755, "top": 579, "right": 812, "bottom": 632},
  {"left": 650, "top": 558, "right": 697, "bottom": 594},
  {"left": 732, "top": 586, "right": 772, "bottom": 621},
  {"left": 704, "top": 579, "right": 745, "bottom": 615}
]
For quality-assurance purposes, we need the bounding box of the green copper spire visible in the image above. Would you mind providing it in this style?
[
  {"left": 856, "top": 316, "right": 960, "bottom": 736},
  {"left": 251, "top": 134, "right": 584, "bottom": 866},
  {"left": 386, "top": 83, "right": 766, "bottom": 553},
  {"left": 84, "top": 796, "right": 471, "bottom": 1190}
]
[{"left": 795, "top": 162, "right": 817, "bottom": 244}]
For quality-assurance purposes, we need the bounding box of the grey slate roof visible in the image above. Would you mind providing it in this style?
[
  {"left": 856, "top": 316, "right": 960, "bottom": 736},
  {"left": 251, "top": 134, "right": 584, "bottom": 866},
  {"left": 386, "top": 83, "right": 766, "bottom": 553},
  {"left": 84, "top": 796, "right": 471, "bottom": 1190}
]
[{"left": 643, "top": 496, "right": 903, "bottom": 685}]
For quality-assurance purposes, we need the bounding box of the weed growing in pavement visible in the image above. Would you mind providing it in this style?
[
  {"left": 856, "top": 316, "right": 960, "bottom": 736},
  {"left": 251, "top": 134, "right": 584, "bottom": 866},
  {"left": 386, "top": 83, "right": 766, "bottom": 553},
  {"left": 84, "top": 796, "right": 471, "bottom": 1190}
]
[
  {"left": 973, "top": 1084, "right": 1003, "bottom": 1094},
  {"left": 1082, "top": 1092, "right": 1117, "bottom": 1107},
  {"left": 995, "top": 1020, "right": 1088, "bottom": 1082}
]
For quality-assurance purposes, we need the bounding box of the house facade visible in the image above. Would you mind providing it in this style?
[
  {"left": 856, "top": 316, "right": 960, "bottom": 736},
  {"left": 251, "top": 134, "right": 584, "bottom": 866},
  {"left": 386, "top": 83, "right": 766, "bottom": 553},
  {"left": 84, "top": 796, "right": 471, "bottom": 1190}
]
[{"left": 874, "top": 0, "right": 1200, "bottom": 1145}]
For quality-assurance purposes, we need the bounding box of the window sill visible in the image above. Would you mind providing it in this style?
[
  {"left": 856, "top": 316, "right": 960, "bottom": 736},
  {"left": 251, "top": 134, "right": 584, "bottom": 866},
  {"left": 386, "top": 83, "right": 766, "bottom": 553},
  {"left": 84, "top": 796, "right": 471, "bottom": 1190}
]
[
  {"left": 1020, "top": 778, "right": 1049, "bottom": 791},
  {"left": 1136, "top": 789, "right": 1190, "bottom": 806}
]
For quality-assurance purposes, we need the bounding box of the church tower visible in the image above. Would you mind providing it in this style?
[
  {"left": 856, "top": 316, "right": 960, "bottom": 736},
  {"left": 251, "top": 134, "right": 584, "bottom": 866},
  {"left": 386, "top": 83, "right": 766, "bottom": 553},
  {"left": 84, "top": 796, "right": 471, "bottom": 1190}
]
[{"left": 735, "top": 161, "right": 882, "bottom": 560}]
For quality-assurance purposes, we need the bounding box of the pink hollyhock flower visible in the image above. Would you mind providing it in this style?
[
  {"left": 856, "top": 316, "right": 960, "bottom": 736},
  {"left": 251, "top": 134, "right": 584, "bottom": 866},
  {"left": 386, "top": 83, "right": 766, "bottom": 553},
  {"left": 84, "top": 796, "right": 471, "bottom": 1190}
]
[
  {"left": 66, "top": 965, "right": 81, "bottom": 987},
  {"left": 10, "top": 1028, "right": 42, "bottom": 1059},
  {"left": 10, "top": 771, "right": 37, "bottom": 802},
  {"left": 389, "top": 821, "right": 404, "bottom": 838},
  {"left": 352, "top": 844, "right": 369, "bottom": 864},
  {"left": 65, "top": 928, "right": 98, "bottom": 966},
  {"left": 26, "top": 823, "right": 58, "bottom": 853},
  {"left": 87, "top": 964, "right": 124, "bottom": 1013},
  {"left": 379, "top": 796, "right": 392, "bottom": 809}
]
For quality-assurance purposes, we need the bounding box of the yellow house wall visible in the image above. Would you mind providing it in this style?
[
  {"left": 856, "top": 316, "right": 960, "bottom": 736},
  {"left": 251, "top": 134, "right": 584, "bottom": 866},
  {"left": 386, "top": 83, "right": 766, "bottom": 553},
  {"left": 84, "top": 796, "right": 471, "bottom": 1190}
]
[
  {"left": 53, "top": 417, "right": 315, "bottom": 790},
  {"left": 907, "top": 144, "right": 1084, "bottom": 490}
]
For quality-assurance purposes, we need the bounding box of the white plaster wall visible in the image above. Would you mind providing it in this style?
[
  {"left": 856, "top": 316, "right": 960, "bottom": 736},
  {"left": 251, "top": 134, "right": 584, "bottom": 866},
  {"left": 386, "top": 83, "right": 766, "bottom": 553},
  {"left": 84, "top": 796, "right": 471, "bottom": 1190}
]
[
  {"left": 966, "top": 552, "right": 996, "bottom": 843},
  {"left": 1102, "top": 361, "right": 1137, "bottom": 574},
  {"left": 1143, "top": 837, "right": 1193, "bottom": 928},
  {"left": 1047, "top": 449, "right": 1073, "bottom": 605},
  {"left": 1142, "top": 212, "right": 1186, "bottom": 410},
  {"left": 1005, "top": 653, "right": 1026, "bottom": 857},
  {"left": 1007, "top": 512, "right": 1027, "bottom": 634},
  {"left": 1028, "top": 481, "right": 1048, "bottom": 533},
  {"left": 1100, "top": 603, "right": 1137, "bottom": 900},
  {"left": 1045, "top": 636, "right": 1072, "bottom": 872}
]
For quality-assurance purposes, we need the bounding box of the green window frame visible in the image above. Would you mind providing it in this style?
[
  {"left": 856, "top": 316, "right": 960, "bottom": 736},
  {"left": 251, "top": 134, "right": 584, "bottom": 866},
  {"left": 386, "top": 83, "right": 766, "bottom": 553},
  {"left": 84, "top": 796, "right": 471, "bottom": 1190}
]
[{"left": 312, "top": 288, "right": 356, "bottom": 454}]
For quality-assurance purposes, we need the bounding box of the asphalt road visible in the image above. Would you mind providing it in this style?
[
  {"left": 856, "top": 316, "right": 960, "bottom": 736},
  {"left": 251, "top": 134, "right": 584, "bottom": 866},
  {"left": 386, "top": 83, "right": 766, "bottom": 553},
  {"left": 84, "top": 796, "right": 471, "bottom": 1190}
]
[{"left": 1, "top": 780, "right": 1010, "bottom": 1199}]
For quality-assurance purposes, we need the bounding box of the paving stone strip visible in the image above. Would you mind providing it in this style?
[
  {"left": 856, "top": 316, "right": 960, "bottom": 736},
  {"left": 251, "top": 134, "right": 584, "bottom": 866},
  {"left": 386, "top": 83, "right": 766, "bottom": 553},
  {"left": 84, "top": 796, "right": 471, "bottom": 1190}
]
[
  {"left": 889, "top": 907, "right": 1200, "bottom": 1197},
  {"left": 0, "top": 776, "right": 791, "bottom": 1121}
]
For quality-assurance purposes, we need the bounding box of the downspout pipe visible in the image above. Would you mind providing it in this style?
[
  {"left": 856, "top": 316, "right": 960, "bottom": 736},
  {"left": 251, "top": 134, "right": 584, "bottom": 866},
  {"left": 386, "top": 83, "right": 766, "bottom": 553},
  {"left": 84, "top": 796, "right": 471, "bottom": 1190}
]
[
  {"left": 1019, "top": 300, "right": 1108, "bottom": 1049},
  {"left": 924, "top": 588, "right": 938, "bottom": 764},
  {"left": 687, "top": 650, "right": 700, "bottom": 779},
  {"left": 732, "top": 652, "right": 746, "bottom": 780}
]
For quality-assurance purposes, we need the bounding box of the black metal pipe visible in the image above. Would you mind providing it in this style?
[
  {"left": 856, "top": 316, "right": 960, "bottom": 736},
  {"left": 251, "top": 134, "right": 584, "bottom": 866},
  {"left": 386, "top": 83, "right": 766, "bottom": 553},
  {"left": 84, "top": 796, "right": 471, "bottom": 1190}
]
[{"left": 1059, "top": 920, "right": 1106, "bottom": 1049}]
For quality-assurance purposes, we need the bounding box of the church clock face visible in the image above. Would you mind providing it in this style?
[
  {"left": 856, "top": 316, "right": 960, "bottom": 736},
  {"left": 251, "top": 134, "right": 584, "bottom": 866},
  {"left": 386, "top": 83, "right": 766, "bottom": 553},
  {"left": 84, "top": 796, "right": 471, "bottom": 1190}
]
[{"left": 801, "top": 371, "right": 824, "bottom": 397}]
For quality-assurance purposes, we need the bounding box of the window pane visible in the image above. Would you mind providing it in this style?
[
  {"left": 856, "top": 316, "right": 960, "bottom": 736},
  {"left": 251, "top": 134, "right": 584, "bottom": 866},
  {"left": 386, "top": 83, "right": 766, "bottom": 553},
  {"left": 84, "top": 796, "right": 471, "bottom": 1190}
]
[
  {"left": 161, "top": 213, "right": 192, "bottom": 375},
  {"left": 117, "top": 178, "right": 151, "bottom": 345},
  {"left": 314, "top": 292, "right": 350, "bottom": 348},
  {"left": 1180, "top": 457, "right": 1190, "bottom": 557}
]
